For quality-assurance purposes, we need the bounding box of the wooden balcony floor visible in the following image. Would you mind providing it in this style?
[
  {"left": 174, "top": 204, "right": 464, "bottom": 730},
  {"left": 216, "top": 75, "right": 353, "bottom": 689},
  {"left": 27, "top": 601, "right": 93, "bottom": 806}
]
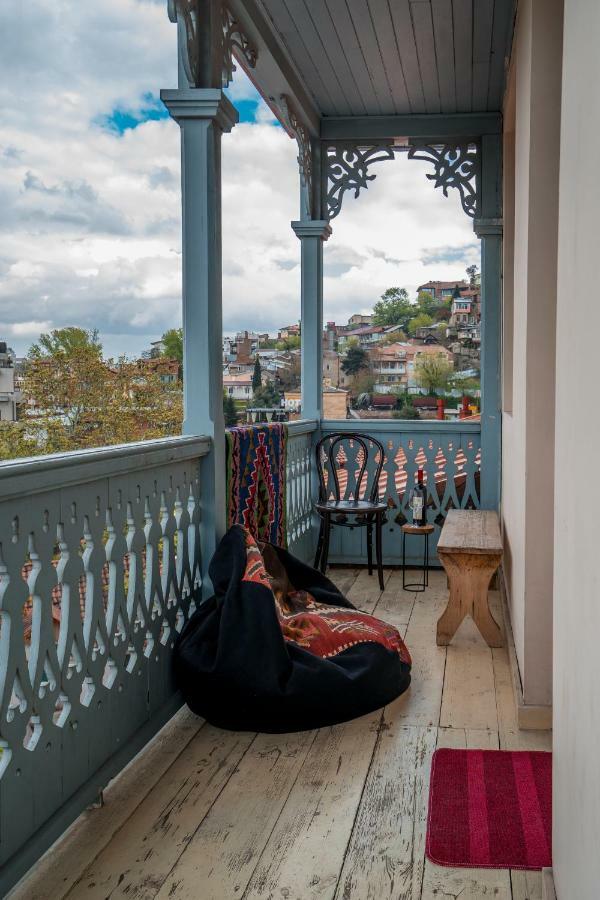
[{"left": 19, "top": 569, "right": 551, "bottom": 900}]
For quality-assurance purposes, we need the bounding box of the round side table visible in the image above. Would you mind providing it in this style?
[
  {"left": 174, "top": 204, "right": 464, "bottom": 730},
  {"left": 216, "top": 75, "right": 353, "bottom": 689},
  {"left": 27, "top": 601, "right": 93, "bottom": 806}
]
[{"left": 401, "top": 523, "right": 435, "bottom": 592}]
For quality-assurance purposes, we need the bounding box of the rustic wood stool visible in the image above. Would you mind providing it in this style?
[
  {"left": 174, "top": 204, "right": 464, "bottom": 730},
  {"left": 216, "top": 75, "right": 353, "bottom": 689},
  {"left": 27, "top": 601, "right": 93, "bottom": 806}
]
[
  {"left": 436, "top": 509, "right": 504, "bottom": 648},
  {"left": 401, "top": 523, "right": 435, "bottom": 592}
]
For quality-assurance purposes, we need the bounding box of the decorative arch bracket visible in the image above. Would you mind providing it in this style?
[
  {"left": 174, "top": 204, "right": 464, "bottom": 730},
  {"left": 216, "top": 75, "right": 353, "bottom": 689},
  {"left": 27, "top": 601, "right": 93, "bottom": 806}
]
[
  {"left": 324, "top": 143, "right": 397, "bottom": 220},
  {"left": 277, "top": 95, "right": 314, "bottom": 218},
  {"left": 168, "top": 0, "right": 257, "bottom": 89},
  {"left": 324, "top": 140, "right": 480, "bottom": 221},
  {"left": 407, "top": 143, "right": 480, "bottom": 219}
]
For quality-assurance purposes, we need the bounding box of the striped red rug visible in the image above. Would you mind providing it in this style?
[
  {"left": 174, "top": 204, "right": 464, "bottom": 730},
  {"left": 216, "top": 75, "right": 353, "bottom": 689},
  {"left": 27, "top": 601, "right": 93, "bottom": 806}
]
[{"left": 426, "top": 748, "right": 552, "bottom": 870}]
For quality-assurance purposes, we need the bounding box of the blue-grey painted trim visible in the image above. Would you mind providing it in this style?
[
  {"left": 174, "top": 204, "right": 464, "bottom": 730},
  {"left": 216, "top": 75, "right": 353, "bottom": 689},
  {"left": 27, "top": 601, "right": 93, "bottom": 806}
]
[
  {"left": 320, "top": 113, "right": 502, "bottom": 141},
  {"left": 0, "top": 693, "right": 185, "bottom": 898},
  {"left": 287, "top": 419, "right": 318, "bottom": 436},
  {"left": 292, "top": 221, "right": 331, "bottom": 423},
  {"left": 227, "top": 0, "right": 320, "bottom": 134},
  {"left": 320, "top": 419, "right": 481, "bottom": 434},
  {"left": 0, "top": 436, "right": 211, "bottom": 501},
  {"left": 478, "top": 133, "right": 503, "bottom": 510}
]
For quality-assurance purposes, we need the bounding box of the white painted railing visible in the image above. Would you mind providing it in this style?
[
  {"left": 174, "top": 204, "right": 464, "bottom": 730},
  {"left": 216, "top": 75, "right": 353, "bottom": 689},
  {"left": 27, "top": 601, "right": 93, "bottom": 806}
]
[{"left": 0, "top": 436, "right": 210, "bottom": 893}]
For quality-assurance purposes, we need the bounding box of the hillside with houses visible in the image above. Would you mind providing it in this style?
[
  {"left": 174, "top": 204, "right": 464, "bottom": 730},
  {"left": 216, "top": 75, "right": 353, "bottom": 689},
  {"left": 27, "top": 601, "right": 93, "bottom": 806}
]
[{"left": 223, "top": 266, "right": 481, "bottom": 423}]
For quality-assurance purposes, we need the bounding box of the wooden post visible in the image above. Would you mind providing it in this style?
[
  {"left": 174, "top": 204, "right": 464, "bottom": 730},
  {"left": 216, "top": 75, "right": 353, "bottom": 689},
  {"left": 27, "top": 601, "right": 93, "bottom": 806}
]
[
  {"left": 476, "top": 134, "right": 503, "bottom": 510},
  {"left": 291, "top": 220, "right": 331, "bottom": 422},
  {"left": 160, "top": 90, "right": 238, "bottom": 580}
]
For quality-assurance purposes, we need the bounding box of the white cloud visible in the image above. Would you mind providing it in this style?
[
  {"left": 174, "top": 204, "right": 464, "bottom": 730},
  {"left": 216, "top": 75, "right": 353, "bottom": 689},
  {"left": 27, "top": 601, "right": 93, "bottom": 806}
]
[{"left": 0, "top": 0, "right": 480, "bottom": 358}]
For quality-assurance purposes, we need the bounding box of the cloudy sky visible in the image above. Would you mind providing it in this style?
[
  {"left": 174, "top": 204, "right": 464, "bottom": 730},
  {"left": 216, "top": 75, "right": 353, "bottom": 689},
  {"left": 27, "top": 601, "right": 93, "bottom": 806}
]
[{"left": 0, "top": 0, "right": 479, "bottom": 359}]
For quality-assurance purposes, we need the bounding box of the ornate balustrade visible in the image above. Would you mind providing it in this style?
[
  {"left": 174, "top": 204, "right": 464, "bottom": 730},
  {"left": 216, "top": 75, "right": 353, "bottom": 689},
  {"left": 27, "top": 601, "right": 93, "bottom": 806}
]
[
  {"left": 318, "top": 420, "right": 482, "bottom": 565},
  {"left": 0, "top": 435, "right": 209, "bottom": 893},
  {"left": 286, "top": 420, "right": 317, "bottom": 562}
]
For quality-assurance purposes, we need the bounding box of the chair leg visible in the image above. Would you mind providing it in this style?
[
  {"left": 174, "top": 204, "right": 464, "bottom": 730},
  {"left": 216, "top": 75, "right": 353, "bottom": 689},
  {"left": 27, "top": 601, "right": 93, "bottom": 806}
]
[
  {"left": 320, "top": 514, "right": 331, "bottom": 575},
  {"left": 366, "top": 522, "right": 373, "bottom": 575},
  {"left": 375, "top": 513, "right": 384, "bottom": 591},
  {"left": 314, "top": 519, "right": 324, "bottom": 569}
]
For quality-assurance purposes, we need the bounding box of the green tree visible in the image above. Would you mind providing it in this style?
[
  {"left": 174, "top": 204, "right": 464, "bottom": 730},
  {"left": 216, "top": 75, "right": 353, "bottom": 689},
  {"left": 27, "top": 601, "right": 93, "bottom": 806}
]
[
  {"left": 380, "top": 328, "right": 407, "bottom": 344},
  {"left": 408, "top": 313, "right": 434, "bottom": 335},
  {"left": 161, "top": 328, "right": 183, "bottom": 370},
  {"left": 415, "top": 291, "right": 440, "bottom": 318},
  {"left": 0, "top": 422, "right": 39, "bottom": 460},
  {"left": 223, "top": 392, "right": 238, "bottom": 427},
  {"left": 393, "top": 404, "right": 419, "bottom": 420},
  {"left": 414, "top": 354, "right": 454, "bottom": 395},
  {"left": 252, "top": 355, "right": 262, "bottom": 392},
  {"left": 341, "top": 345, "right": 369, "bottom": 377},
  {"left": 434, "top": 305, "right": 451, "bottom": 323},
  {"left": 30, "top": 326, "right": 101, "bottom": 359},
  {"left": 252, "top": 382, "right": 281, "bottom": 408},
  {"left": 372, "top": 287, "right": 413, "bottom": 329},
  {"left": 275, "top": 335, "right": 301, "bottom": 351}
]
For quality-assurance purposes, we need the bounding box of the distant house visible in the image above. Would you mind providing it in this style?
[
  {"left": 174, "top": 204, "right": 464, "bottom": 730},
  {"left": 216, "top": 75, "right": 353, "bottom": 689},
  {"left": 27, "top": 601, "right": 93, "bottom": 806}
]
[
  {"left": 142, "top": 357, "right": 180, "bottom": 385},
  {"left": 370, "top": 343, "right": 408, "bottom": 392},
  {"left": 417, "top": 279, "right": 469, "bottom": 301},
  {"left": 322, "top": 349, "right": 341, "bottom": 388},
  {"left": 284, "top": 386, "right": 349, "bottom": 419},
  {"left": 450, "top": 286, "right": 481, "bottom": 327},
  {"left": 278, "top": 324, "right": 301, "bottom": 340},
  {"left": 223, "top": 373, "right": 253, "bottom": 400},
  {"left": 338, "top": 325, "right": 387, "bottom": 350},
  {"left": 0, "top": 342, "right": 19, "bottom": 422},
  {"left": 348, "top": 313, "right": 373, "bottom": 326}
]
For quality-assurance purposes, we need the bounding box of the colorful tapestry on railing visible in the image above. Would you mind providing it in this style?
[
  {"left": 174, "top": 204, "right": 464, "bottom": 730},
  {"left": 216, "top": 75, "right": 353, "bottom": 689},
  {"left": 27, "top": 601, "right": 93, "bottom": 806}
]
[{"left": 226, "top": 423, "right": 288, "bottom": 547}]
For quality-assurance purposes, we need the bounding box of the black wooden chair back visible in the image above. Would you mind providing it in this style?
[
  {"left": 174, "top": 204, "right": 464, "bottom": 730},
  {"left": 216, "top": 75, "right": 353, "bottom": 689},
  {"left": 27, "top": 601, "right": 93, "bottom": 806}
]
[{"left": 315, "top": 433, "right": 386, "bottom": 505}]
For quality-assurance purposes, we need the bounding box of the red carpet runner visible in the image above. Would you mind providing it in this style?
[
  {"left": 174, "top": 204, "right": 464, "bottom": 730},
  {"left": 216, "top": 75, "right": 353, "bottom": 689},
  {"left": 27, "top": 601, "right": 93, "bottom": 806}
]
[{"left": 426, "top": 748, "right": 552, "bottom": 870}]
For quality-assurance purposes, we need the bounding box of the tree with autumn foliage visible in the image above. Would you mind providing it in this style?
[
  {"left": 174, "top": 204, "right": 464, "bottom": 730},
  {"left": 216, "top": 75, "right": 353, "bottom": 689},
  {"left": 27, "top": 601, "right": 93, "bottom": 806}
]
[{"left": 11, "top": 328, "right": 183, "bottom": 458}]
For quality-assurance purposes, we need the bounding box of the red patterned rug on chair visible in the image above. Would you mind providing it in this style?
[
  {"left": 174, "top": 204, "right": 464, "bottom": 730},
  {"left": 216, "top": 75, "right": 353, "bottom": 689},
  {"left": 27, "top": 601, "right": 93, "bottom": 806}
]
[{"left": 426, "top": 748, "right": 552, "bottom": 870}]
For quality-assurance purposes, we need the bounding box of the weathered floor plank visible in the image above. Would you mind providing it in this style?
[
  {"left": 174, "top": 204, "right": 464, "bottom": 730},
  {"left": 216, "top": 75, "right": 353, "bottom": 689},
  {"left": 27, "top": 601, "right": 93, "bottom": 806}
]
[
  {"left": 154, "top": 730, "right": 317, "bottom": 900},
  {"left": 243, "top": 710, "right": 382, "bottom": 899},
  {"left": 333, "top": 721, "right": 438, "bottom": 900},
  {"left": 18, "top": 567, "right": 554, "bottom": 900},
  {"left": 345, "top": 567, "right": 392, "bottom": 613},
  {"left": 371, "top": 569, "right": 416, "bottom": 631},
  {"left": 384, "top": 577, "right": 448, "bottom": 728},
  {"left": 440, "top": 613, "right": 500, "bottom": 732},
  {"left": 67, "top": 725, "right": 256, "bottom": 900},
  {"left": 13, "top": 706, "right": 204, "bottom": 900}
]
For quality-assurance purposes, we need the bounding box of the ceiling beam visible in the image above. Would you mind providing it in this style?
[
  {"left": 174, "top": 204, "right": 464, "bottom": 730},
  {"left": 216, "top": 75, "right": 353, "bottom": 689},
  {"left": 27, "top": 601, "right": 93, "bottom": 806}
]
[{"left": 320, "top": 113, "right": 502, "bottom": 142}]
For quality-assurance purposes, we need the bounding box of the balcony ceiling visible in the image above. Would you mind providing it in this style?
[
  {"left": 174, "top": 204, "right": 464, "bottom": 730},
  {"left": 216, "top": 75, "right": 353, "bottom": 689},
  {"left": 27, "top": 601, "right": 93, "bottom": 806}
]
[{"left": 237, "top": 0, "right": 515, "bottom": 125}]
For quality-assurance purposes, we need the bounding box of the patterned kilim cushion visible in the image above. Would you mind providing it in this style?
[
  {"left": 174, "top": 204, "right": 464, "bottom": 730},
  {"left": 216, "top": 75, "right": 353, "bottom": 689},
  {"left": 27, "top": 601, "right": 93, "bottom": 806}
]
[{"left": 226, "top": 424, "right": 287, "bottom": 547}]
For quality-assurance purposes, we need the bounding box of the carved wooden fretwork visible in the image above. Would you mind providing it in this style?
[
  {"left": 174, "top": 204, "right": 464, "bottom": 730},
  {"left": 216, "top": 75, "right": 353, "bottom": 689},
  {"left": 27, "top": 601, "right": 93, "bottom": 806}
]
[
  {"left": 278, "top": 95, "right": 313, "bottom": 217},
  {"left": 407, "top": 143, "right": 479, "bottom": 218},
  {"left": 169, "top": 0, "right": 257, "bottom": 89},
  {"left": 325, "top": 144, "right": 397, "bottom": 220},
  {"left": 221, "top": 5, "right": 257, "bottom": 87},
  {"left": 324, "top": 140, "right": 480, "bottom": 221}
]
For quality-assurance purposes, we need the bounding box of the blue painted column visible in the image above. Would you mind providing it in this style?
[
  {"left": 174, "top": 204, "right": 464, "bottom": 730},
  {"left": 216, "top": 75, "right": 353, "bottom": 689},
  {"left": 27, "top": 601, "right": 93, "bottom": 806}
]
[
  {"left": 291, "top": 220, "right": 331, "bottom": 421},
  {"left": 161, "top": 89, "right": 238, "bottom": 575},
  {"left": 476, "top": 133, "right": 503, "bottom": 510}
]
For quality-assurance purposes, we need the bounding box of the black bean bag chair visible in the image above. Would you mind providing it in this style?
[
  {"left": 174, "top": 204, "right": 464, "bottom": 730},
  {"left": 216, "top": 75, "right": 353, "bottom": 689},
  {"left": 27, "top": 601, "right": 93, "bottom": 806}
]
[{"left": 174, "top": 525, "right": 411, "bottom": 732}]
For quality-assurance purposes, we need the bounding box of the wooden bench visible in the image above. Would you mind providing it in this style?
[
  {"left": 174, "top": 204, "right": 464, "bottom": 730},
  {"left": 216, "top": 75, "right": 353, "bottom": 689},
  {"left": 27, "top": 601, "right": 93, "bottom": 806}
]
[{"left": 436, "top": 509, "right": 504, "bottom": 648}]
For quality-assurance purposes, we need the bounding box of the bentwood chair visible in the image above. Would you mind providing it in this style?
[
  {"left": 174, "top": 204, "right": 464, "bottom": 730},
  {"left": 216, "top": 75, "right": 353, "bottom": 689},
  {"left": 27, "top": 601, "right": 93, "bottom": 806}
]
[{"left": 314, "top": 433, "right": 387, "bottom": 590}]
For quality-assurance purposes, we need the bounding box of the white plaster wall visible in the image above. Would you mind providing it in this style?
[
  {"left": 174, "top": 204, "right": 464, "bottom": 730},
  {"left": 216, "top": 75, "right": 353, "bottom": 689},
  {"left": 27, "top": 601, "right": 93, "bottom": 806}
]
[
  {"left": 553, "top": 0, "right": 600, "bottom": 895},
  {"left": 501, "top": 0, "right": 561, "bottom": 707}
]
